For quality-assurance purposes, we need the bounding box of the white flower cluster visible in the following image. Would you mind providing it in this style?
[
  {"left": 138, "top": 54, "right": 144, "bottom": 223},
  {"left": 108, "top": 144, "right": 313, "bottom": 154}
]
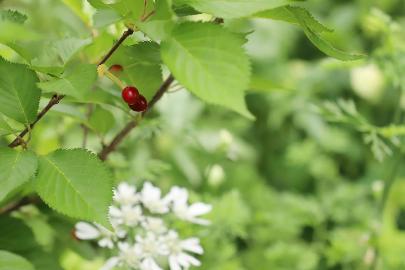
[{"left": 75, "top": 182, "right": 212, "bottom": 270}]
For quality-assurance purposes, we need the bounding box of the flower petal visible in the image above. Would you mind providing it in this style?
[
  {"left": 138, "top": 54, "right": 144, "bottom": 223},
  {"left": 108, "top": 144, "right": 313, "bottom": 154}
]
[
  {"left": 101, "top": 257, "right": 119, "bottom": 270},
  {"left": 74, "top": 222, "right": 100, "bottom": 240}
]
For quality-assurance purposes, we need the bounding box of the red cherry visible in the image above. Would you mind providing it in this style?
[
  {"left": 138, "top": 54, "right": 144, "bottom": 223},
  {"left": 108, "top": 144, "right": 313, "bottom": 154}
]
[
  {"left": 109, "top": 64, "right": 123, "bottom": 73},
  {"left": 122, "top": 86, "right": 139, "bottom": 104},
  {"left": 129, "top": 95, "right": 148, "bottom": 112}
]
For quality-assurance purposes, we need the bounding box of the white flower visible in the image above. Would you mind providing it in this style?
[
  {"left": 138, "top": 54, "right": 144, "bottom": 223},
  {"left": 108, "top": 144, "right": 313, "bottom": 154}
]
[
  {"left": 75, "top": 222, "right": 100, "bottom": 240},
  {"left": 141, "top": 182, "right": 169, "bottom": 214},
  {"left": 140, "top": 257, "right": 163, "bottom": 270},
  {"left": 141, "top": 217, "right": 167, "bottom": 235},
  {"left": 166, "top": 187, "right": 212, "bottom": 225},
  {"left": 75, "top": 222, "right": 116, "bottom": 249},
  {"left": 136, "top": 232, "right": 168, "bottom": 257},
  {"left": 76, "top": 182, "right": 210, "bottom": 270},
  {"left": 165, "top": 231, "right": 203, "bottom": 270},
  {"left": 136, "top": 232, "right": 168, "bottom": 270},
  {"left": 109, "top": 205, "right": 143, "bottom": 227},
  {"left": 113, "top": 182, "right": 139, "bottom": 206},
  {"left": 101, "top": 242, "right": 142, "bottom": 270}
]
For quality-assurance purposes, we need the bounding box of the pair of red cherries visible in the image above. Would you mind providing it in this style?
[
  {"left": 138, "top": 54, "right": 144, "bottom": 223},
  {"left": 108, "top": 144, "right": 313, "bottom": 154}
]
[{"left": 110, "top": 64, "right": 148, "bottom": 112}]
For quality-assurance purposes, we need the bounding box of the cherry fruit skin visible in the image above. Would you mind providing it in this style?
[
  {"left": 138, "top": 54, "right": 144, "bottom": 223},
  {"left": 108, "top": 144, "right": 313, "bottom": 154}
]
[
  {"left": 129, "top": 95, "right": 148, "bottom": 112},
  {"left": 109, "top": 64, "right": 123, "bottom": 72},
  {"left": 122, "top": 86, "right": 139, "bottom": 105}
]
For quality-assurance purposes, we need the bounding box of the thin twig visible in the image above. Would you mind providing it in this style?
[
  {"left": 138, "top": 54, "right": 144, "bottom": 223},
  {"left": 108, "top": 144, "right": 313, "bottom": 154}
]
[
  {"left": 98, "top": 28, "right": 134, "bottom": 66},
  {"left": 98, "top": 75, "right": 175, "bottom": 161},
  {"left": 8, "top": 95, "right": 64, "bottom": 148}
]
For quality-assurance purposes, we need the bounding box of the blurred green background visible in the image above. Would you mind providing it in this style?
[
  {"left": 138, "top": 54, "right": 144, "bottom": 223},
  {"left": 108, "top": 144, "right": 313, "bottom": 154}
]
[{"left": 1, "top": 0, "right": 405, "bottom": 269}]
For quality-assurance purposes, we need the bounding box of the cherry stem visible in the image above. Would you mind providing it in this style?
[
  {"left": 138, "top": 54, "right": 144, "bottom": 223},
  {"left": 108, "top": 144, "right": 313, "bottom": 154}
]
[{"left": 101, "top": 65, "right": 126, "bottom": 89}]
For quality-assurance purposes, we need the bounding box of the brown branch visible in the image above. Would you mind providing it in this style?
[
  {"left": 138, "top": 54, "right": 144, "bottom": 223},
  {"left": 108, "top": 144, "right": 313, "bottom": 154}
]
[
  {"left": 9, "top": 29, "right": 134, "bottom": 148},
  {"left": 8, "top": 94, "right": 64, "bottom": 148},
  {"left": 98, "top": 75, "right": 175, "bottom": 161},
  {"left": 0, "top": 196, "right": 41, "bottom": 215},
  {"left": 98, "top": 28, "right": 134, "bottom": 66}
]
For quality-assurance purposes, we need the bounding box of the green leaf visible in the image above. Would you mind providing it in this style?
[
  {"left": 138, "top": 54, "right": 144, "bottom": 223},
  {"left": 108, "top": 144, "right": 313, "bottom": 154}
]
[
  {"left": 0, "top": 148, "right": 37, "bottom": 202},
  {"left": 37, "top": 64, "right": 97, "bottom": 99},
  {"left": 110, "top": 0, "right": 146, "bottom": 19},
  {"left": 89, "top": 0, "right": 150, "bottom": 21},
  {"left": 182, "top": 0, "right": 298, "bottom": 18},
  {"left": 93, "top": 9, "right": 121, "bottom": 28},
  {"left": 161, "top": 22, "right": 253, "bottom": 118},
  {"left": 87, "top": 0, "right": 110, "bottom": 9},
  {"left": 0, "top": 216, "right": 38, "bottom": 252},
  {"left": 88, "top": 106, "right": 115, "bottom": 134},
  {"left": 136, "top": 0, "right": 176, "bottom": 41},
  {"left": 0, "top": 116, "right": 18, "bottom": 137},
  {"left": 31, "top": 37, "right": 92, "bottom": 74},
  {"left": 34, "top": 149, "right": 113, "bottom": 228},
  {"left": 255, "top": 6, "right": 364, "bottom": 61},
  {"left": 107, "top": 42, "right": 163, "bottom": 100},
  {"left": 0, "top": 57, "right": 41, "bottom": 124},
  {"left": 0, "top": 250, "right": 34, "bottom": 270},
  {"left": 301, "top": 26, "right": 365, "bottom": 61},
  {"left": 62, "top": 0, "right": 91, "bottom": 25},
  {"left": 0, "top": 10, "right": 27, "bottom": 24},
  {"left": 255, "top": 6, "right": 332, "bottom": 33}
]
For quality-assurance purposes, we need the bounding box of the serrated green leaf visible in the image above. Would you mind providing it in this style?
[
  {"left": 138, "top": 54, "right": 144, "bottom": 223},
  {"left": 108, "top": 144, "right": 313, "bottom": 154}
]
[
  {"left": 183, "top": 0, "right": 299, "bottom": 18},
  {"left": 0, "top": 57, "right": 41, "bottom": 124},
  {"left": 107, "top": 42, "right": 163, "bottom": 100},
  {"left": 89, "top": 106, "right": 115, "bottom": 134},
  {"left": 31, "top": 37, "right": 92, "bottom": 75},
  {"left": 37, "top": 64, "right": 97, "bottom": 99},
  {"left": 0, "top": 250, "right": 34, "bottom": 270},
  {"left": 0, "top": 10, "right": 27, "bottom": 24},
  {"left": 34, "top": 149, "right": 113, "bottom": 228},
  {"left": 302, "top": 26, "right": 365, "bottom": 61},
  {"left": 0, "top": 148, "right": 37, "bottom": 202},
  {"left": 161, "top": 22, "right": 253, "bottom": 118},
  {"left": 255, "top": 6, "right": 332, "bottom": 33},
  {"left": 255, "top": 6, "right": 364, "bottom": 61}
]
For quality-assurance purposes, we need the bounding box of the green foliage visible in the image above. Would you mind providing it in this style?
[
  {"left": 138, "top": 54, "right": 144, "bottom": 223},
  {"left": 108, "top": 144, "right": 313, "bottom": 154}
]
[
  {"left": 0, "top": 57, "right": 41, "bottom": 124},
  {"left": 180, "top": 0, "right": 298, "bottom": 18},
  {"left": 0, "top": 10, "right": 27, "bottom": 24},
  {"left": 0, "top": 250, "right": 34, "bottom": 270},
  {"left": 0, "top": 0, "right": 401, "bottom": 269},
  {"left": 256, "top": 6, "right": 364, "bottom": 60},
  {"left": 88, "top": 106, "right": 115, "bottom": 134},
  {"left": 38, "top": 64, "right": 97, "bottom": 99},
  {"left": 161, "top": 22, "right": 253, "bottom": 118},
  {"left": 34, "top": 149, "right": 113, "bottom": 228},
  {"left": 0, "top": 148, "right": 37, "bottom": 202},
  {"left": 136, "top": 0, "right": 176, "bottom": 41}
]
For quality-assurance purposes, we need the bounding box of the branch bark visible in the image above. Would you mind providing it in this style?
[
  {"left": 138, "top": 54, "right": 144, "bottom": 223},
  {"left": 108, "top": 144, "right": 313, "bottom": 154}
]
[
  {"left": 9, "top": 29, "right": 134, "bottom": 148},
  {"left": 98, "top": 75, "right": 175, "bottom": 161}
]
